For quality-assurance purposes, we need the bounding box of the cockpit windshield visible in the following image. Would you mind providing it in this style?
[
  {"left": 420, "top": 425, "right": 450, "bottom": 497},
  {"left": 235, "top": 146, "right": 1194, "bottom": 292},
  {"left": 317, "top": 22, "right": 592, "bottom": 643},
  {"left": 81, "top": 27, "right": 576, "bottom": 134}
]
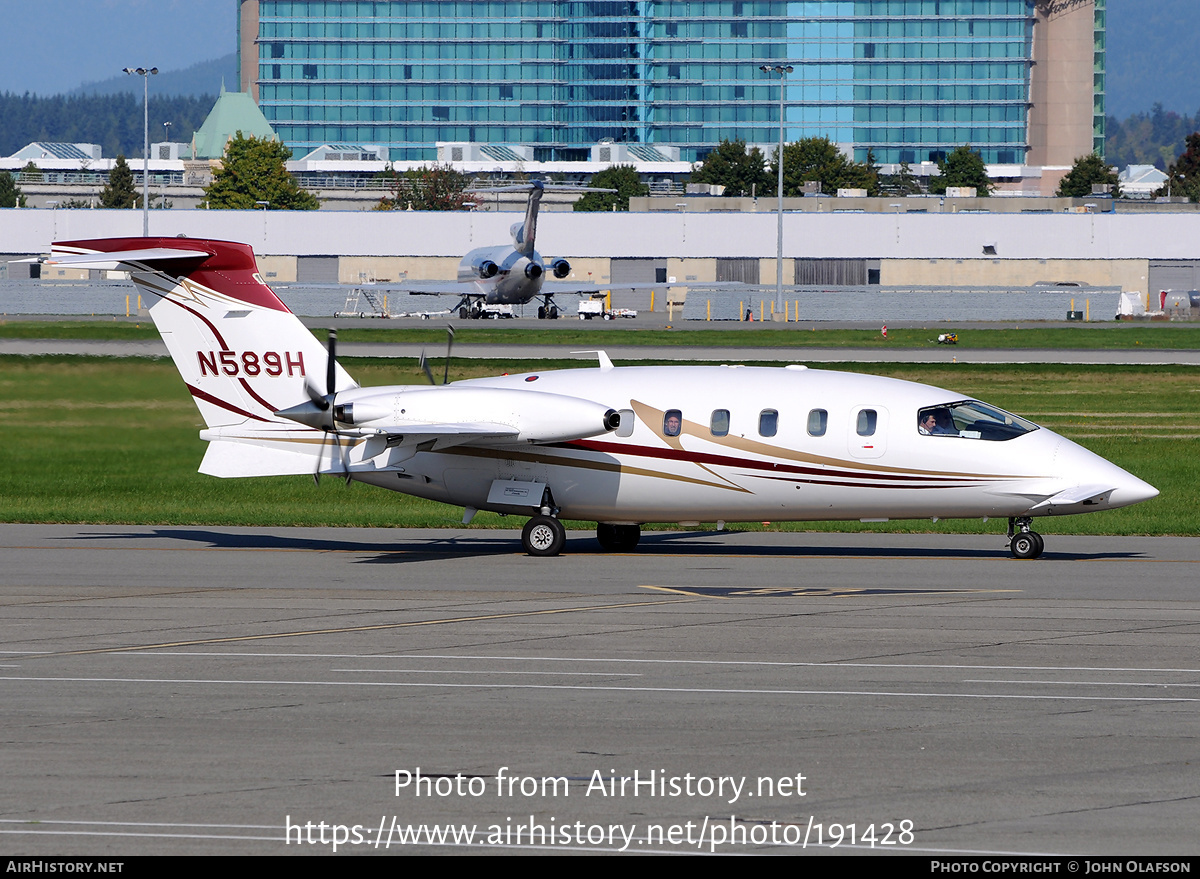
[{"left": 917, "top": 400, "right": 1038, "bottom": 441}]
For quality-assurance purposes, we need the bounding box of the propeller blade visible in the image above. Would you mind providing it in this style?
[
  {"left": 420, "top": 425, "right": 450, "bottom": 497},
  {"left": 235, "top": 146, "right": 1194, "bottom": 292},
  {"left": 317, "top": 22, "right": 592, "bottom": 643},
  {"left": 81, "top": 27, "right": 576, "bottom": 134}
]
[
  {"left": 303, "top": 377, "right": 329, "bottom": 410},
  {"left": 326, "top": 328, "right": 338, "bottom": 397},
  {"left": 419, "top": 348, "right": 435, "bottom": 385},
  {"left": 443, "top": 324, "right": 455, "bottom": 385}
]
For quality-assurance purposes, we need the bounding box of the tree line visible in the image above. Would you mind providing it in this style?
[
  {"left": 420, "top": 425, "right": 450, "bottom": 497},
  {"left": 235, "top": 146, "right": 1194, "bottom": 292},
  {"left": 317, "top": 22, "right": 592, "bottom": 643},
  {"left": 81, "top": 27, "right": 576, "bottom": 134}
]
[{"left": 0, "top": 92, "right": 214, "bottom": 158}]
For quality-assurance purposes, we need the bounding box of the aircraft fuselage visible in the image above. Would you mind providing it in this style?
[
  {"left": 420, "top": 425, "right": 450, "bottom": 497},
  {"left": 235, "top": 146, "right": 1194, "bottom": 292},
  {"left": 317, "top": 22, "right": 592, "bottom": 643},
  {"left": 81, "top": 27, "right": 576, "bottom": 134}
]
[
  {"left": 338, "top": 364, "right": 1156, "bottom": 525},
  {"left": 457, "top": 244, "right": 546, "bottom": 306}
]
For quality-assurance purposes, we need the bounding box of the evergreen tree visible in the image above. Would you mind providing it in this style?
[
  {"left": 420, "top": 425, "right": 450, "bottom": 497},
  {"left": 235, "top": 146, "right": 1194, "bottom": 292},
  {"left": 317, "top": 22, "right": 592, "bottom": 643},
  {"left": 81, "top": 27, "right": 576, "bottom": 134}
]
[
  {"left": 689, "top": 139, "right": 773, "bottom": 197},
  {"left": 99, "top": 154, "right": 139, "bottom": 208},
  {"left": 201, "top": 133, "right": 319, "bottom": 210},
  {"left": 20, "top": 161, "right": 41, "bottom": 181},
  {"left": 0, "top": 170, "right": 25, "bottom": 208},
  {"left": 770, "top": 137, "right": 879, "bottom": 197},
  {"left": 879, "top": 161, "right": 924, "bottom": 195},
  {"left": 1155, "top": 132, "right": 1200, "bottom": 201},
  {"left": 1056, "top": 153, "right": 1121, "bottom": 198},
  {"left": 928, "top": 145, "right": 993, "bottom": 195},
  {"left": 573, "top": 165, "right": 649, "bottom": 211},
  {"left": 374, "top": 163, "right": 479, "bottom": 211}
]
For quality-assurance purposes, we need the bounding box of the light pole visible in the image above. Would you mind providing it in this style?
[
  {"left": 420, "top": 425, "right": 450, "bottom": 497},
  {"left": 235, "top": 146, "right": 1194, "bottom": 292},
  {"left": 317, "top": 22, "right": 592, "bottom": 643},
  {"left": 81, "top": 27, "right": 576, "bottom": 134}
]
[
  {"left": 123, "top": 66, "right": 158, "bottom": 236},
  {"left": 760, "top": 63, "right": 792, "bottom": 319},
  {"left": 162, "top": 122, "right": 171, "bottom": 209}
]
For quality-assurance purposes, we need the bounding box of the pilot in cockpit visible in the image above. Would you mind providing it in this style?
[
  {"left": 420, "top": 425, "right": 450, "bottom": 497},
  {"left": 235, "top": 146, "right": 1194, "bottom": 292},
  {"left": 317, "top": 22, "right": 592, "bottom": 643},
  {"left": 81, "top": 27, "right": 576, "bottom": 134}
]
[{"left": 918, "top": 409, "right": 956, "bottom": 436}]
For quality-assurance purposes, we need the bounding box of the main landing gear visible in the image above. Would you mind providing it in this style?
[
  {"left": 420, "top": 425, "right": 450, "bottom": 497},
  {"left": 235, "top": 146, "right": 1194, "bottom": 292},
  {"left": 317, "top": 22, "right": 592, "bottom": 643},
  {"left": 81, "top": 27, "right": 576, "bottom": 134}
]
[
  {"left": 1007, "top": 517, "right": 1045, "bottom": 560},
  {"left": 536, "top": 302, "right": 559, "bottom": 320},
  {"left": 596, "top": 523, "right": 641, "bottom": 551}
]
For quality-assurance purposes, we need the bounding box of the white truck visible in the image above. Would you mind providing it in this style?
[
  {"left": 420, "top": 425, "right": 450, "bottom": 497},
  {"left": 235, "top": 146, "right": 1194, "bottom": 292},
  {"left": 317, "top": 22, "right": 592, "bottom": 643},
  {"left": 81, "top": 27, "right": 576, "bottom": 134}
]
[{"left": 577, "top": 296, "right": 637, "bottom": 320}]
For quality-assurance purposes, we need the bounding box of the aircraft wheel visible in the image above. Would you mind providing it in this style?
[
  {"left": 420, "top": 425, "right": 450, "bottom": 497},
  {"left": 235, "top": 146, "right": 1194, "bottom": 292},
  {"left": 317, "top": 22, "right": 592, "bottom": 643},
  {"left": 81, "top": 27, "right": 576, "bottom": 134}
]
[
  {"left": 1010, "top": 530, "right": 1044, "bottom": 560},
  {"left": 470, "top": 307, "right": 482, "bottom": 320},
  {"left": 549, "top": 305, "right": 559, "bottom": 319},
  {"left": 459, "top": 306, "right": 469, "bottom": 320},
  {"left": 597, "top": 523, "right": 640, "bottom": 551},
  {"left": 523, "top": 516, "right": 566, "bottom": 557},
  {"left": 537, "top": 306, "right": 546, "bottom": 319}
]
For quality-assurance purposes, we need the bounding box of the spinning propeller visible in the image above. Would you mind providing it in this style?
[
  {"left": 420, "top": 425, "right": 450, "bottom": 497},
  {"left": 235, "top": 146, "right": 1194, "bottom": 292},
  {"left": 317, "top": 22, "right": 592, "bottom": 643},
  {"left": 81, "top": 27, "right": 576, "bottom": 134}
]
[
  {"left": 418, "top": 324, "right": 456, "bottom": 385},
  {"left": 274, "top": 329, "right": 351, "bottom": 485}
]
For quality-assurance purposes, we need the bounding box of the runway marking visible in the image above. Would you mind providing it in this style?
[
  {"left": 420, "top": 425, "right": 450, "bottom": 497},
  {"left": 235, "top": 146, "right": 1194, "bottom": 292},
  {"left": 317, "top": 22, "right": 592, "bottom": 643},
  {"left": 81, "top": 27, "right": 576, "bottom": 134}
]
[
  {"left": 3, "top": 674, "right": 1197, "bottom": 703},
  {"left": 643, "top": 585, "right": 1019, "bottom": 598},
  {"left": 114, "top": 650, "right": 1200, "bottom": 675},
  {"left": 965, "top": 678, "right": 1200, "bottom": 688},
  {"left": 331, "top": 668, "right": 644, "bottom": 677},
  {"left": 32, "top": 597, "right": 695, "bottom": 658}
]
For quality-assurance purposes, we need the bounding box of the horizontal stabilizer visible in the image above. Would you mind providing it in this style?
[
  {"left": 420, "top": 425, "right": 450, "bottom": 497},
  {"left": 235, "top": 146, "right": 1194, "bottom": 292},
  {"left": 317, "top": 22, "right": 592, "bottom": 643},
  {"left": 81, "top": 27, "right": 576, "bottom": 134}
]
[
  {"left": 42, "top": 248, "right": 212, "bottom": 270},
  {"left": 200, "top": 439, "right": 326, "bottom": 478}
]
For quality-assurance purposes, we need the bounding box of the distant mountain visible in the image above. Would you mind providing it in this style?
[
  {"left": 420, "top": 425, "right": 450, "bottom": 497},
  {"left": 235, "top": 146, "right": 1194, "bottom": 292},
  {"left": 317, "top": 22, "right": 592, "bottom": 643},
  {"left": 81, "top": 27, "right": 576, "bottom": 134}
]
[
  {"left": 1106, "top": 0, "right": 1200, "bottom": 119},
  {"left": 71, "top": 54, "right": 239, "bottom": 99}
]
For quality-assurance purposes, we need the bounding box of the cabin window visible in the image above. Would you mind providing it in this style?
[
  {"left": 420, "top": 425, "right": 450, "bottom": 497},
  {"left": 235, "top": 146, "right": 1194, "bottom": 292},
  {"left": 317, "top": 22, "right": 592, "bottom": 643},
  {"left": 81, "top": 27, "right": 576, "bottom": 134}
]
[
  {"left": 807, "top": 408, "right": 827, "bottom": 437},
  {"left": 918, "top": 401, "right": 1038, "bottom": 441},
  {"left": 663, "top": 409, "right": 682, "bottom": 437},
  {"left": 710, "top": 409, "right": 730, "bottom": 437},
  {"left": 857, "top": 409, "right": 877, "bottom": 436},
  {"left": 759, "top": 409, "right": 778, "bottom": 437},
  {"left": 615, "top": 408, "right": 635, "bottom": 438}
]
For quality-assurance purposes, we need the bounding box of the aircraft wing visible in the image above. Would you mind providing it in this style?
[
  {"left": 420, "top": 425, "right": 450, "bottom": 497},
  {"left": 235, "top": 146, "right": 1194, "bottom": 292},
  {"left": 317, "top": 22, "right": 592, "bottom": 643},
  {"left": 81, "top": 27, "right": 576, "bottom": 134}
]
[{"left": 365, "top": 421, "right": 520, "bottom": 451}]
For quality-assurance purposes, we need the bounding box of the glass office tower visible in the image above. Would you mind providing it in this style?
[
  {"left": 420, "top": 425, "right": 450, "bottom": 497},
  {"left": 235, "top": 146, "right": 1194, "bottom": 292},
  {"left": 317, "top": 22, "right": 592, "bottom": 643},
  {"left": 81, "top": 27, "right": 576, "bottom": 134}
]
[{"left": 244, "top": 1, "right": 1101, "bottom": 165}]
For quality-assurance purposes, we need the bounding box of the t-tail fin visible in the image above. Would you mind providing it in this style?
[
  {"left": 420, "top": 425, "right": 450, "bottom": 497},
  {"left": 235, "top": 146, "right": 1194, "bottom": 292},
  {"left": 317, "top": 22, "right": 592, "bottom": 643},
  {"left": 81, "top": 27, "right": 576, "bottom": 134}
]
[{"left": 49, "top": 238, "right": 358, "bottom": 477}]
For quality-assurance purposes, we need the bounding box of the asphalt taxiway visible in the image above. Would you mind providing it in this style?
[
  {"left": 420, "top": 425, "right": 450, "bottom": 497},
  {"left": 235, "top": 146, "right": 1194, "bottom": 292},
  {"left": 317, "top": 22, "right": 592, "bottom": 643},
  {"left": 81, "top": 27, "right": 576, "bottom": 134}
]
[{"left": 1, "top": 524, "right": 1197, "bottom": 855}]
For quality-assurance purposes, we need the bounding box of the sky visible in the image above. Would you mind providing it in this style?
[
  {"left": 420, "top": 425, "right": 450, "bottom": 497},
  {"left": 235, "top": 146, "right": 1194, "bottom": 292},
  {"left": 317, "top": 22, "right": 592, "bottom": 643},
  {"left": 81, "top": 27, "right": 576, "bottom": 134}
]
[
  {"left": 0, "top": 0, "right": 1195, "bottom": 119},
  {"left": 0, "top": 0, "right": 236, "bottom": 95}
]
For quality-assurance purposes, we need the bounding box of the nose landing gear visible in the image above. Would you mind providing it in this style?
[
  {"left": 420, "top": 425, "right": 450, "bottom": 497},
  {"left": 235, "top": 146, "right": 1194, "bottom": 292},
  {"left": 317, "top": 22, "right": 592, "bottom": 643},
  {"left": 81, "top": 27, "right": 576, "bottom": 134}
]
[
  {"left": 522, "top": 515, "right": 566, "bottom": 556},
  {"left": 1007, "top": 517, "right": 1044, "bottom": 559}
]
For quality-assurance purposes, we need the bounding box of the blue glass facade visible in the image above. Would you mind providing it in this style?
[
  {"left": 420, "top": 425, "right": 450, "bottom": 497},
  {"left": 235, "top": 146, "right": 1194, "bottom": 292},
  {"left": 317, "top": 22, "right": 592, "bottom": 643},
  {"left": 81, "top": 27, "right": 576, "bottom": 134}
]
[{"left": 249, "top": 1, "right": 1095, "bottom": 164}]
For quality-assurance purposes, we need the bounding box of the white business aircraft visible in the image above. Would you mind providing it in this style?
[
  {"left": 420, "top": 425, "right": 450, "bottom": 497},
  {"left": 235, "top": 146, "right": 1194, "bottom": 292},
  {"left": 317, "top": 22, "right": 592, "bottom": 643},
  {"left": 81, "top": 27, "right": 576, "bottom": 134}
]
[{"left": 44, "top": 236, "right": 1158, "bottom": 559}]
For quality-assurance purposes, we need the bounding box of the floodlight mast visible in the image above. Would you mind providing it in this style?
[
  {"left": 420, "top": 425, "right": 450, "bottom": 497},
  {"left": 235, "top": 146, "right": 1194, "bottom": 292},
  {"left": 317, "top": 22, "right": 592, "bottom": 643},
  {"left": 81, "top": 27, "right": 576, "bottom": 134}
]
[
  {"left": 760, "top": 63, "right": 793, "bottom": 319},
  {"left": 123, "top": 66, "right": 158, "bottom": 236}
]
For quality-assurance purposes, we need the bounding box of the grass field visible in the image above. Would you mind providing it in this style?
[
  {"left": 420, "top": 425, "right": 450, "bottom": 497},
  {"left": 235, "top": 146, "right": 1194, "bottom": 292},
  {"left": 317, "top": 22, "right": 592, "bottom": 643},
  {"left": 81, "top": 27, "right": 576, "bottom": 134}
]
[
  {"left": 3, "top": 319, "right": 1200, "bottom": 351},
  {"left": 1, "top": 354, "right": 1194, "bottom": 536}
]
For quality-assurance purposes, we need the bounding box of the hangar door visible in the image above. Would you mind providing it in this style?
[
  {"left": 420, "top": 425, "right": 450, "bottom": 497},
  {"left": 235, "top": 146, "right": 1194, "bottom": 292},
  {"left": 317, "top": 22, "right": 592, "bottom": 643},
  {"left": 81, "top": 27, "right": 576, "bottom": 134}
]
[
  {"left": 794, "top": 258, "right": 871, "bottom": 286},
  {"left": 1148, "top": 261, "right": 1200, "bottom": 294},
  {"left": 609, "top": 258, "right": 665, "bottom": 309},
  {"left": 297, "top": 256, "right": 340, "bottom": 283}
]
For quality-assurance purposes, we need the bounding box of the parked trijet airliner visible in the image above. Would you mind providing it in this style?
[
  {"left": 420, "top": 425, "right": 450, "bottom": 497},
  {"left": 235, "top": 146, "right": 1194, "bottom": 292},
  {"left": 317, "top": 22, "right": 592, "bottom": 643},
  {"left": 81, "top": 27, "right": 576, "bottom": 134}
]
[
  {"left": 43, "top": 237, "right": 1158, "bottom": 558},
  {"left": 410, "top": 181, "right": 604, "bottom": 320}
]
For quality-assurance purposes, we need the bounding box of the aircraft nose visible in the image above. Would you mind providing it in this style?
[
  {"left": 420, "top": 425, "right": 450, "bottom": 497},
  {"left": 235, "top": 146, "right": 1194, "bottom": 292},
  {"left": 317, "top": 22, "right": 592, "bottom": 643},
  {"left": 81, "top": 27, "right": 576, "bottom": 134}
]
[{"left": 1109, "top": 471, "right": 1159, "bottom": 509}]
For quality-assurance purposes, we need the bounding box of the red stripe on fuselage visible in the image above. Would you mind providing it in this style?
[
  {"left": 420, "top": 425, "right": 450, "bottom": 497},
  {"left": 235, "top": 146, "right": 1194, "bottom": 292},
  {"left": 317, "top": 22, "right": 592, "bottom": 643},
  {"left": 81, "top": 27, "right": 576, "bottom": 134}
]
[{"left": 564, "top": 439, "right": 991, "bottom": 484}]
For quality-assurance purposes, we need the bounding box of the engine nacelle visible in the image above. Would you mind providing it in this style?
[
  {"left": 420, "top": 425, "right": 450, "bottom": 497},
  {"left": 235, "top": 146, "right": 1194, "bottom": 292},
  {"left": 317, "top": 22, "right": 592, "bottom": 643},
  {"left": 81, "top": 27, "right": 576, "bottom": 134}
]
[
  {"left": 476, "top": 259, "right": 499, "bottom": 279},
  {"left": 524, "top": 262, "right": 543, "bottom": 281},
  {"left": 550, "top": 258, "right": 571, "bottom": 279},
  {"left": 329, "top": 386, "right": 619, "bottom": 444}
]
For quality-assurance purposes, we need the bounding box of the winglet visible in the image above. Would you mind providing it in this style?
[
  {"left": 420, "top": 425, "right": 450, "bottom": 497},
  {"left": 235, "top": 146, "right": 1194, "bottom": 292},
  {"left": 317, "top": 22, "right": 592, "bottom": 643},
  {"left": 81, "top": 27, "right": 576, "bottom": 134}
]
[{"left": 572, "top": 350, "right": 614, "bottom": 370}]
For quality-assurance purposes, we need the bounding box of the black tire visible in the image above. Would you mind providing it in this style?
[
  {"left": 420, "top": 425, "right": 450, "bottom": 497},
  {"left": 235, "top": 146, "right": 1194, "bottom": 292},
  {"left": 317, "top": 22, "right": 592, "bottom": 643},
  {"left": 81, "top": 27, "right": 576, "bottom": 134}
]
[
  {"left": 549, "top": 305, "right": 558, "bottom": 319},
  {"left": 522, "top": 516, "right": 566, "bottom": 557},
  {"left": 597, "top": 523, "right": 640, "bottom": 551},
  {"left": 1010, "top": 531, "right": 1042, "bottom": 560},
  {"left": 459, "top": 306, "right": 469, "bottom": 320},
  {"left": 537, "top": 306, "right": 546, "bottom": 319},
  {"left": 1028, "top": 531, "right": 1044, "bottom": 558}
]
